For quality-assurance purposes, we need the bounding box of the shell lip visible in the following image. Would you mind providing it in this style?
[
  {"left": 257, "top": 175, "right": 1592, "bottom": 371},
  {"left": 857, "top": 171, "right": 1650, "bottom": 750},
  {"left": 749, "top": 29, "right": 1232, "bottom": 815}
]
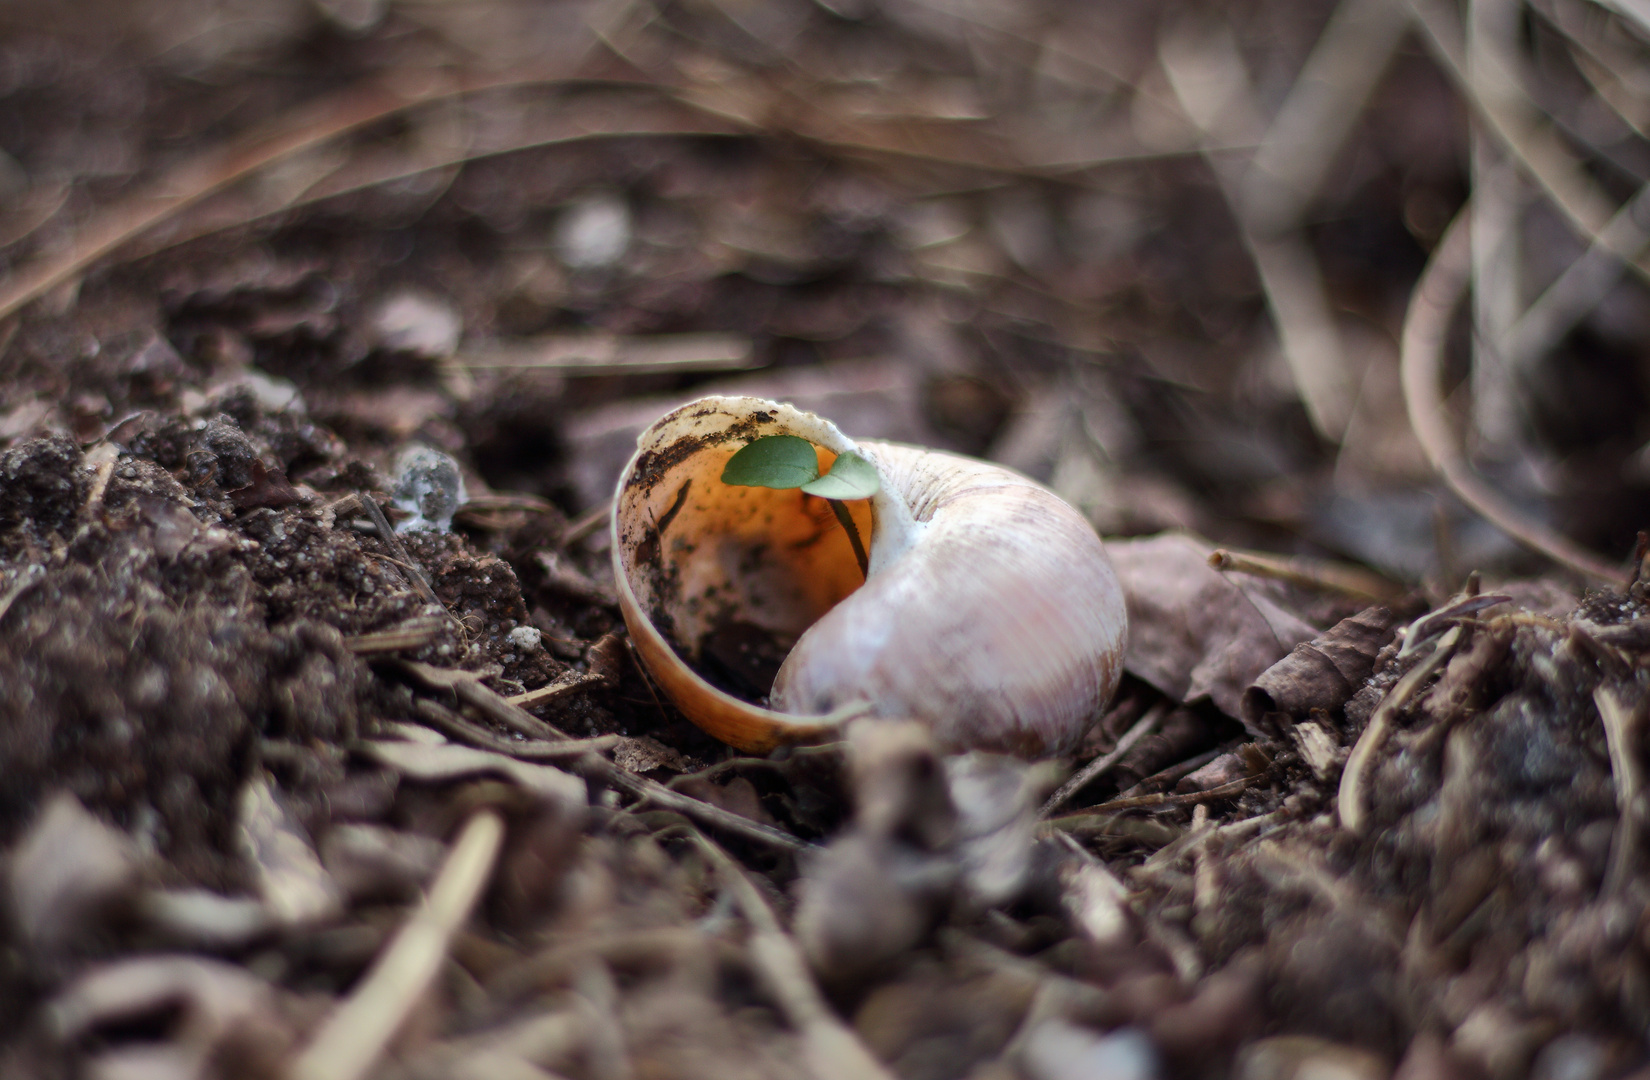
[
  {"left": 610, "top": 549, "right": 855, "bottom": 753},
  {"left": 610, "top": 402, "right": 871, "bottom": 754}
]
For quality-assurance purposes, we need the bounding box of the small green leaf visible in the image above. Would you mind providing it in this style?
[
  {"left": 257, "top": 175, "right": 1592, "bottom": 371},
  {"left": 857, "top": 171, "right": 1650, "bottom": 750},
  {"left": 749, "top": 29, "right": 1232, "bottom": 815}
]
[
  {"left": 800, "top": 451, "right": 881, "bottom": 500},
  {"left": 721, "top": 435, "right": 820, "bottom": 489}
]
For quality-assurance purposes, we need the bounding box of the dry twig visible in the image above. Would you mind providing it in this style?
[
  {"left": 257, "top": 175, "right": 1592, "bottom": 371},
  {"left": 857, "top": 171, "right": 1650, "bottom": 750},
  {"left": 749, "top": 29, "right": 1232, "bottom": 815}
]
[
  {"left": 1208, "top": 547, "right": 1404, "bottom": 604},
  {"left": 691, "top": 833, "right": 898, "bottom": 1080},
  {"left": 1399, "top": 206, "right": 1622, "bottom": 584},
  {"left": 287, "top": 809, "right": 505, "bottom": 1080},
  {"left": 1339, "top": 625, "right": 1462, "bottom": 835},
  {"left": 1594, "top": 685, "right": 1645, "bottom": 894},
  {"left": 1041, "top": 704, "right": 1167, "bottom": 817}
]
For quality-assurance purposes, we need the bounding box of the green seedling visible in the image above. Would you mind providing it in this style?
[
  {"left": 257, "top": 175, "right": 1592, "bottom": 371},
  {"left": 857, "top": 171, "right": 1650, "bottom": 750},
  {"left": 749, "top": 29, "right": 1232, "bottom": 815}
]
[{"left": 720, "top": 435, "right": 878, "bottom": 577}]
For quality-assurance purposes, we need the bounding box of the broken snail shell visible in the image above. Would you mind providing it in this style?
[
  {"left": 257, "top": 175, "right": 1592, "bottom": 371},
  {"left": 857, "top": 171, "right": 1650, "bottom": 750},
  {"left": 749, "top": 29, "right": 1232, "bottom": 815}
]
[{"left": 610, "top": 396, "right": 1128, "bottom": 757}]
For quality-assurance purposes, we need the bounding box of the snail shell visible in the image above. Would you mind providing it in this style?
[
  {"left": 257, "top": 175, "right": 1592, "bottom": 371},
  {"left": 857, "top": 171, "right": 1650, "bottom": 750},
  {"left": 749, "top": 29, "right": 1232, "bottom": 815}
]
[{"left": 610, "top": 396, "right": 1127, "bottom": 757}]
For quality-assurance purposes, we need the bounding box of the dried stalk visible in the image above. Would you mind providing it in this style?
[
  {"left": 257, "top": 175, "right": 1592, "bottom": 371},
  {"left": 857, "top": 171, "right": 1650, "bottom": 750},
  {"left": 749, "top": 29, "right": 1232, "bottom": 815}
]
[
  {"left": 692, "top": 833, "right": 898, "bottom": 1080},
  {"left": 1159, "top": 22, "right": 1354, "bottom": 440},
  {"left": 1594, "top": 685, "right": 1644, "bottom": 894},
  {"left": 1399, "top": 206, "right": 1622, "bottom": 584},
  {"left": 1339, "top": 626, "right": 1462, "bottom": 835},
  {"left": 288, "top": 809, "right": 505, "bottom": 1080},
  {"left": 1408, "top": 0, "right": 1650, "bottom": 286},
  {"left": 1041, "top": 704, "right": 1167, "bottom": 817},
  {"left": 1208, "top": 547, "right": 1404, "bottom": 604}
]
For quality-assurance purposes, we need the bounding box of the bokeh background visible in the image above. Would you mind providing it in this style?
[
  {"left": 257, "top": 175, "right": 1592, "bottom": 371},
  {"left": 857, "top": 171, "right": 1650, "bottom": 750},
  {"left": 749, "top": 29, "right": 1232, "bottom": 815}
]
[{"left": 6, "top": 0, "right": 1645, "bottom": 592}]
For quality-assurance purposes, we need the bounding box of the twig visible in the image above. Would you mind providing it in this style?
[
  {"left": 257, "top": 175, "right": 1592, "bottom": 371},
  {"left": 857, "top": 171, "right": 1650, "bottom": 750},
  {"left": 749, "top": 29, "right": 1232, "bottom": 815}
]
[
  {"left": 287, "top": 809, "right": 505, "bottom": 1080},
  {"left": 1041, "top": 704, "right": 1167, "bottom": 817},
  {"left": 691, "top": 832, "right": 898, "bottom": 1080},
  {"left": 1208, "top": 548, "right": 1404, "bottom": 604},
  {"left": 1038, "top": 814, "right": 1185, "bottom": 849},
  {"left": 1112, "top": 748, "right": 1224, "bottom": 801},
  {"left": 506, "top": 670, "right": 606, "bottom": 710},
  {"left": 1077, "top": 776, "right": 1252, "bottom": 814},
  {"left": 1399, "top": 205, "right": 1622, "bottom": 583},
  {"left": 1240, "top": 0, "right": 1411, "bottom": 233},
  {"left": 411, "top": 698, "right": 618, "bottom": 760},
  {"left": 452, "top": 679, "right": 576, "bottom": 741},
  {"left": 563, "top": 500, "right": 614, "bottom": 546},
  {"left": 1338, "top": 626, "right": 1462, "bottom": 835},
  {"left": 1159, "top": 23, "right": 1354, "bottom": 440},
  {"left": 1594, "top": 685, "right": 1644, "bottom": 894},
  {"left": 399, "top": 671, "right": 802, "bottom": 850},
  {"left": 357, "top": 494, "right": 445, "bottom": 611},
  {"left": 343, "top": 614, "right": 446, "bottom": 655},
  {"left": 591, "top": 756, "right": 808, "bottom": 853},
  {"left": 1407, "top": 0, "right": 1650, "bottom": 287},
  {"left": 397, "top": 661, "right": 576, "bottom": 742}
]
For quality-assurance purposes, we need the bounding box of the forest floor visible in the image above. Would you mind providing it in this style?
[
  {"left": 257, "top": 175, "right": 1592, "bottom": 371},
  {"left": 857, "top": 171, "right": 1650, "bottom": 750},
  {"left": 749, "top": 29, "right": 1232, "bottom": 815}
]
[{"left": 4, "top": 1, "right": 1650, "bottom": 1078}]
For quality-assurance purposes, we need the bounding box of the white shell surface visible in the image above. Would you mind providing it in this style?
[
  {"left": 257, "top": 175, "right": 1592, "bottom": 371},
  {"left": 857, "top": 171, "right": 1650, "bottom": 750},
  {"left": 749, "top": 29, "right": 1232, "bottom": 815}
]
[{"left": 772, "top": 441, "right": 1127, "bottom": 756}]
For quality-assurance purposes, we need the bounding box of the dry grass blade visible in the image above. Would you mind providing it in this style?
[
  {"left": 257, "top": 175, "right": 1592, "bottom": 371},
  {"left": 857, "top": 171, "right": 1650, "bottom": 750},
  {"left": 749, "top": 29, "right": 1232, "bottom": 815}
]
[
  {"left": 1338, "top": 625, "right": 1462, "bottom": 835},
  {"left": 0, "top": 73, "right": 469, "bottom": 322},
  {"left": 1159, "top": 22, "right": 1353, "bottom": 440},
  {"left": 1594, "top": 685, "right": 1644, "bottom": 894},
  {"left": 1041, "top": 704, "right": 1167, "bottom": 817},
  {"left": 1399, "top": 206, "right": 1622, "bottom": 583},
  {"left": 1470, "top": 132, "right": 1526, "bottom": 452},
  {"left": 287, "top": 809, "right": 505, "bottom": 1080},
  {"left": 1408, "top": 0, "right": 1650, "bottom": 287},
  {"left": 1500, "top": 180, "right": 1650, "bottom": 374},
  {"left": 1241, "top": 0, "right": 1410, "bottom": 233},
  {"left": 1208, "top": 547, "right": 1405, "bottom": 604},
  {"left": 459, "top": 332, "right": 757, "bottom": 375},
  {"left": 692, "top": 833, "right": 898, "bottom": 1080},
  {"left": 0, "top": 53, "right": 1217, "bottom": 326},
  {"left": 0, "top": 69, "right": 749, "bottom": 322}
]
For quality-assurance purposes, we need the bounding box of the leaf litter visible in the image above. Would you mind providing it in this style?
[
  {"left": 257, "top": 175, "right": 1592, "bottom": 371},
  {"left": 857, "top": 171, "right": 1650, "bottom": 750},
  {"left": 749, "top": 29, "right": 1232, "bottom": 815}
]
[{"left": 4, "top": 0, "right": 1650, "bottom": 1078}]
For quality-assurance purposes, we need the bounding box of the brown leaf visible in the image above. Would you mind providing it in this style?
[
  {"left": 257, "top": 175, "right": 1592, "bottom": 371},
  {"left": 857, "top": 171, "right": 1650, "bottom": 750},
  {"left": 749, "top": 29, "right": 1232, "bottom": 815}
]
[
  {"left": 1108, "top": 533, "right": 1328, "bottom": 720},
  {"left": 1240, "top": 606, "right": 1407, "bottom": 735}
]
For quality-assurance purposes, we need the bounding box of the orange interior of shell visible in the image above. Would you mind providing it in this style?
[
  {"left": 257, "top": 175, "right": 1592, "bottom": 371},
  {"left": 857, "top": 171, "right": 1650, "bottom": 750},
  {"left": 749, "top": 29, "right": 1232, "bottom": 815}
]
[{"left": 631, "top": 443, "right": 873, "bottom": 671}]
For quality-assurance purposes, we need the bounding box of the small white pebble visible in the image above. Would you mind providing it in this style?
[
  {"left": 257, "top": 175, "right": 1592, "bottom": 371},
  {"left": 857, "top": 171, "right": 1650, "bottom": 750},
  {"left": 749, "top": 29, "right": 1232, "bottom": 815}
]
[{"left": 507, "top": 625, "right": 542, "bottom": 652}]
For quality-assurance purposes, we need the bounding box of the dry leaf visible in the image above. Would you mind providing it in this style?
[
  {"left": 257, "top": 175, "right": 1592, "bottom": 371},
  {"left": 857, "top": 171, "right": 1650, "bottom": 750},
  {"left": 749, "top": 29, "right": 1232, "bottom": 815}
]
[{"left": 1107, "top": 533, "right": 1331, "bottom": 719}]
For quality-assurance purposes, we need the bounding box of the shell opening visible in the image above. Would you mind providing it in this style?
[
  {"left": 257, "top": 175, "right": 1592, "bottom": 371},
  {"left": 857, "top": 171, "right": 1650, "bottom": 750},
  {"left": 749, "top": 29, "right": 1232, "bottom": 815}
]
[{"left": 622, "top": 438, "right": 874, "bottom": 704}]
